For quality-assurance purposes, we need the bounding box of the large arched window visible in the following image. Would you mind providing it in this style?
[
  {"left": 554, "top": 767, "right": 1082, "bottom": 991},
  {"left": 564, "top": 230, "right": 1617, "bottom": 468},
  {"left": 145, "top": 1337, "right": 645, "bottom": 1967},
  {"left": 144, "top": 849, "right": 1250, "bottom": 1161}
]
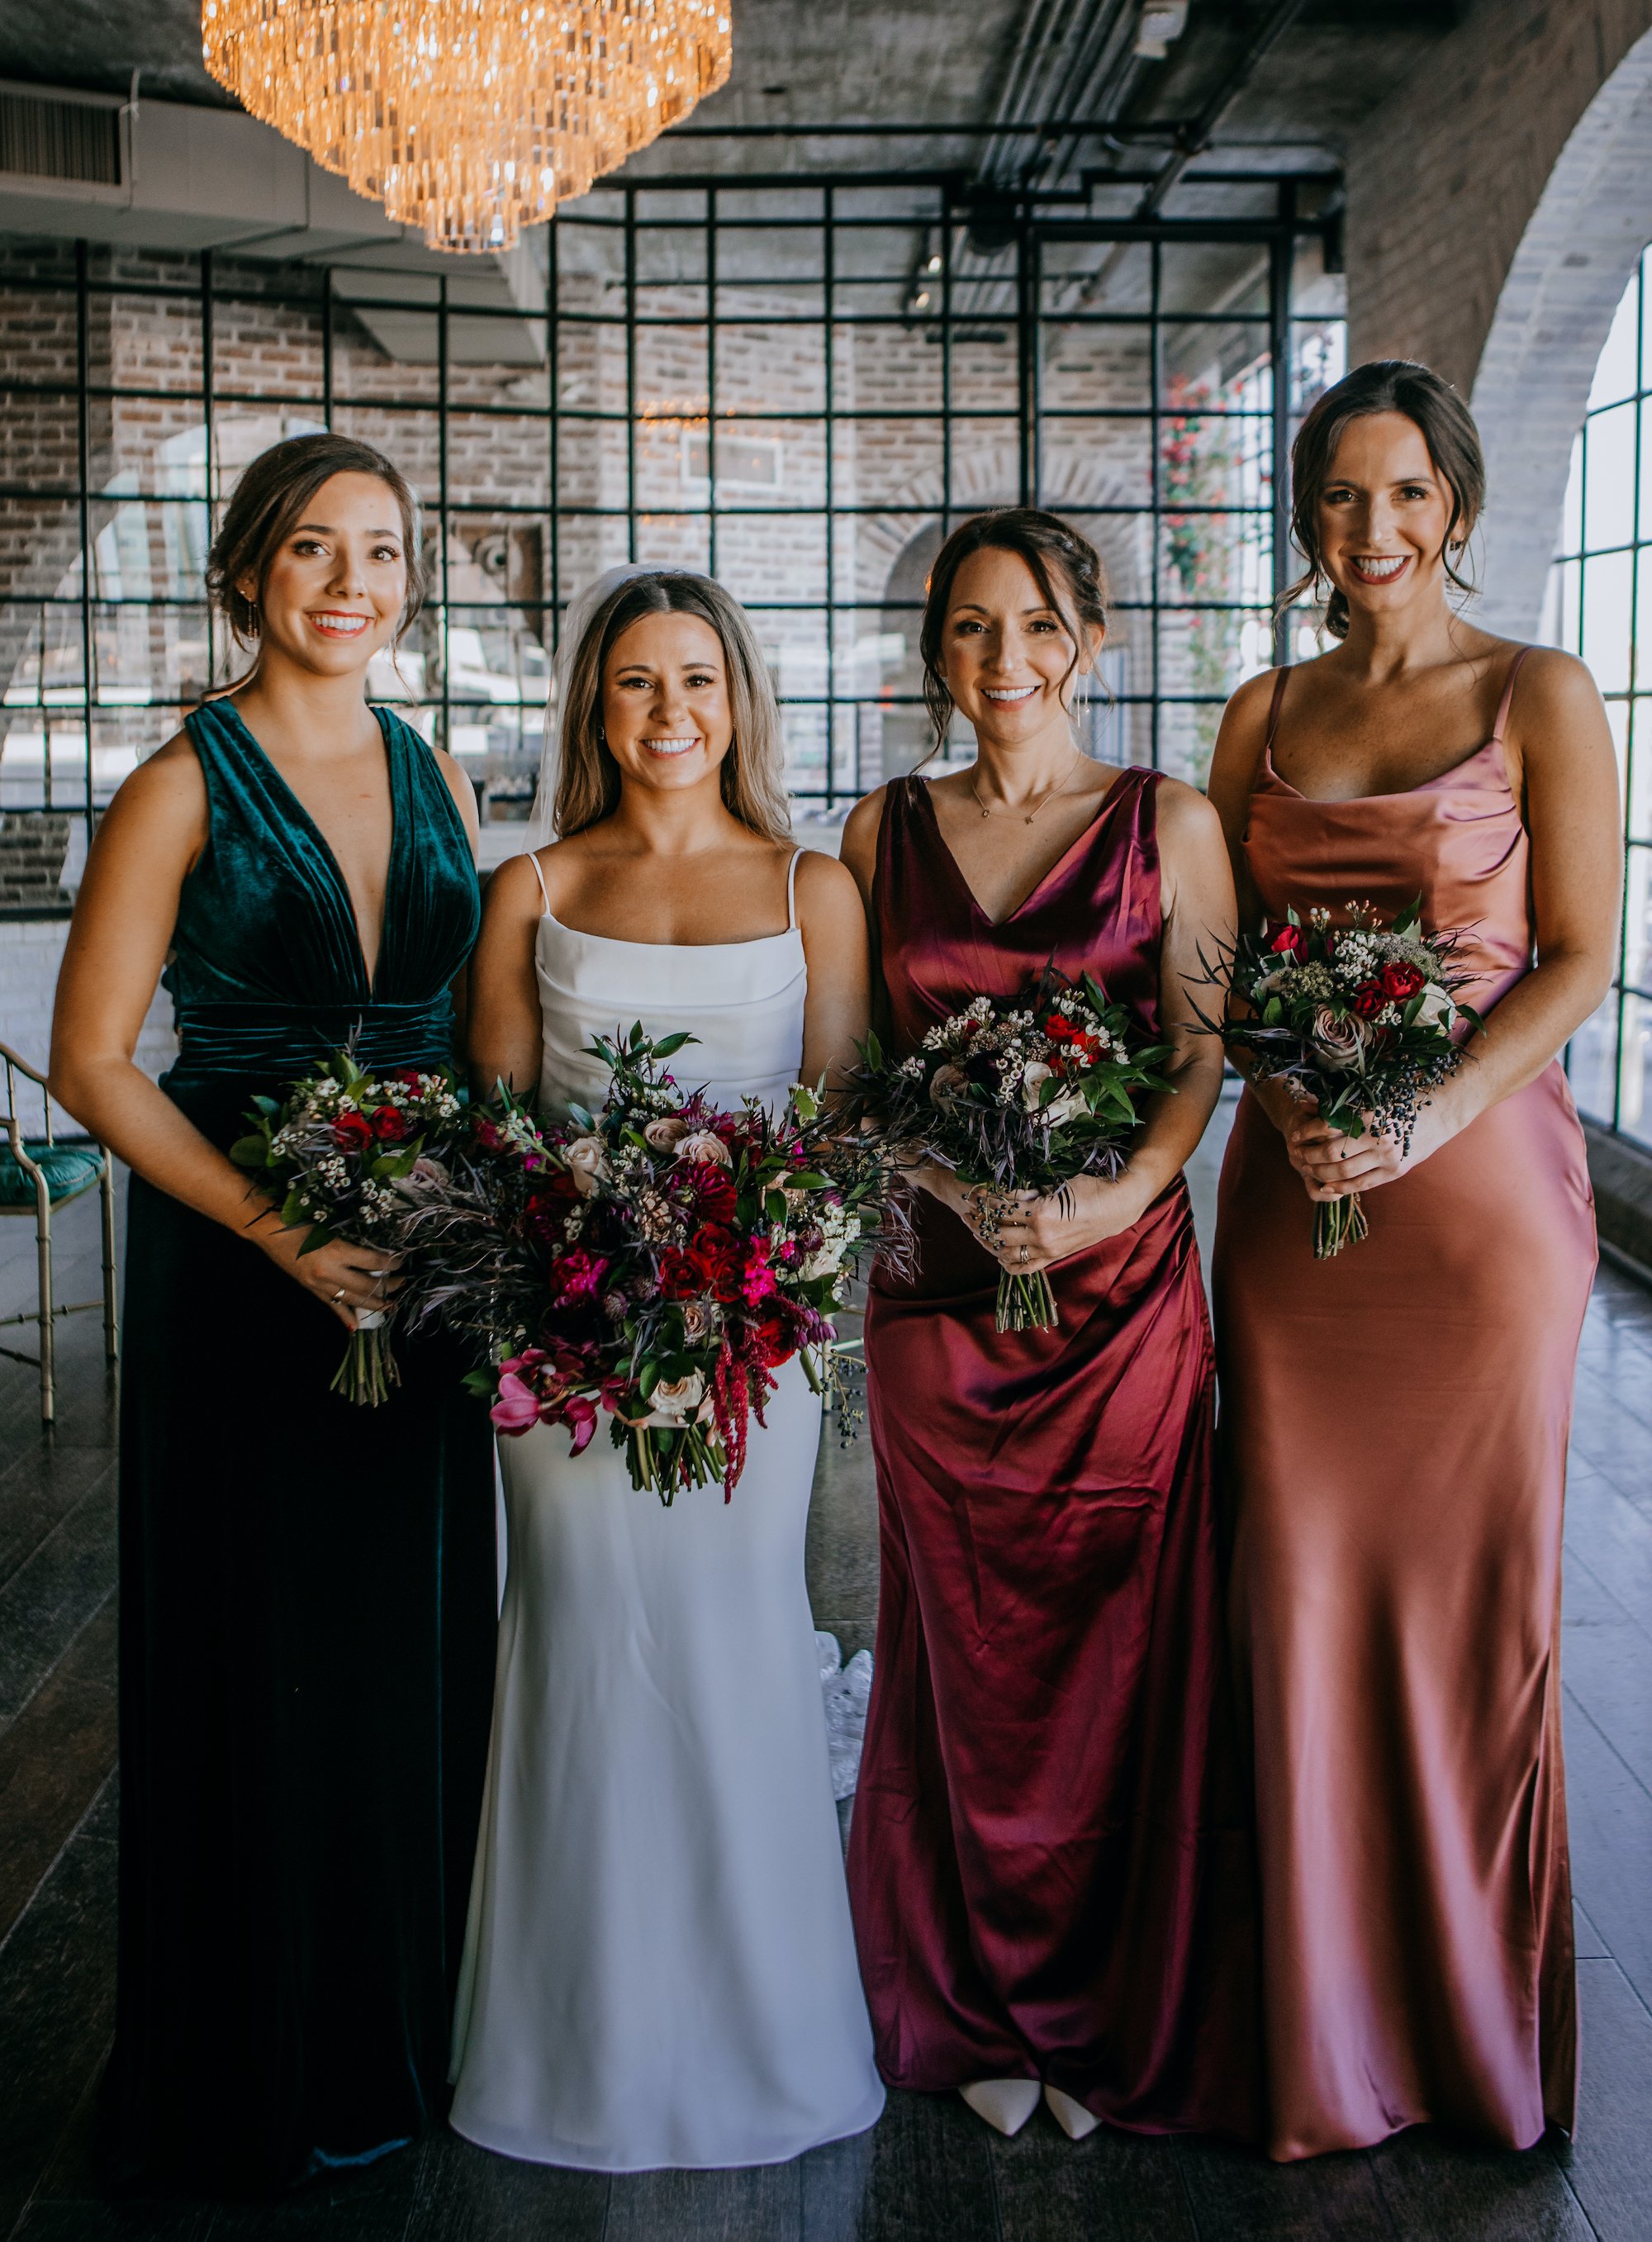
[{"left": 1545, "top": 248, "right": 1652, "bottom": 1141}]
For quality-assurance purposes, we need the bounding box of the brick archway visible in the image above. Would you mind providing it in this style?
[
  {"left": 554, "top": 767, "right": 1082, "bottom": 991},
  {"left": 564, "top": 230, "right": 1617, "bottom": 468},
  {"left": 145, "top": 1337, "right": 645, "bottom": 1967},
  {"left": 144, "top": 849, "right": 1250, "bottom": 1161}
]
[{"left": 1472, "top": 25, "right": 1652, "bottom": 636}]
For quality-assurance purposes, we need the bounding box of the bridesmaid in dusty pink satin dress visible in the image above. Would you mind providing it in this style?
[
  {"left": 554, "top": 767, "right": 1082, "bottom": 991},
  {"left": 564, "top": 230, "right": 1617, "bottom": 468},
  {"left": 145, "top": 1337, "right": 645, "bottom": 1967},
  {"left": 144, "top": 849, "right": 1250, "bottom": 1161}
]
[
  {"left": 843, "top": 511, "right": 1258, "bottom": 2147},
  {"left": 1209, "top": 363, "right": 1621, "bottom": 2160}
]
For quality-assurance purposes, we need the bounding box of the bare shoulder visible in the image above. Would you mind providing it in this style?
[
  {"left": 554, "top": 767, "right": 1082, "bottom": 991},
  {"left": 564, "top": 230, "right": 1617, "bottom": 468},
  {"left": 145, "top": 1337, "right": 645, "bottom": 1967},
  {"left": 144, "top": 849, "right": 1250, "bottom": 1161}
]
[
  {"left": 99, "top": 729, "right": 207, "bottom": 839},
  {"left": 840, "top": 782, "right": 890, "bottom": 857},
  {"left": 430, "top": 742, "right": 481, "bottom": 836},
  {"left": 1502, "top": 643, "right": 1607, "bottom": 728},
  {"left": 1224, "top": 664, "right": 1288, "bottom": 739},
  {"left": 792, "top": 845, "right": 863, "bottom": 917},
  {"left": 1151, "top": 771, "right": 1225, "bottom": 848},
  {"left": 481, "top": 846, "right": 549, "bottom": 921},
  {"left": 1208, "top": 664, "right": 1289, "bottom": 800}
]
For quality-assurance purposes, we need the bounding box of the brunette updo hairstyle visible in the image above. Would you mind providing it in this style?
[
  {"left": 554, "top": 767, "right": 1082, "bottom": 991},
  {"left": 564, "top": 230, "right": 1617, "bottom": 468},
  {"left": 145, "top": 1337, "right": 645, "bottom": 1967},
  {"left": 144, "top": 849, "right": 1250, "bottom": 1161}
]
[
  {"left": 204, "top": 431, "right": 425, "bottom": 672},
  {"left": 919, "top": 507, "right": 1108, "bottom": 753},
  {"left": 1284, "top": 360, "right": 1484, "bottom": 639},
  {"left": 554, "top": 570, "right": 792, "bottom": 843}
]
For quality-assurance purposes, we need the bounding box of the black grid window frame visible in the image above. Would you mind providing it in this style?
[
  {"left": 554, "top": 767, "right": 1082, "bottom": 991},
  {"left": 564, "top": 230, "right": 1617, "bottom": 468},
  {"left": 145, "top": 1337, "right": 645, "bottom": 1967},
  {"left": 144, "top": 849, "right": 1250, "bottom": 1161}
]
[
  {"left": 1552, "top": 243, "right": 1650, "bottom": 1139},
  {"left": 0, "top": 175, "right": 1341, "bottom": 844}
]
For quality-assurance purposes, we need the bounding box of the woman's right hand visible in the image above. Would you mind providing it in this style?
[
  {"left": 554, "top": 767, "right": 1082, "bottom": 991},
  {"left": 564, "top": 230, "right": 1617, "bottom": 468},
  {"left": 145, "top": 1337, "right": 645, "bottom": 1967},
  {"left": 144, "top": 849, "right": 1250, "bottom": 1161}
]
[
  {"left": 1246, "top": 1077, "right": 1336, "bottom": 1201},
  {"left": 252, "top": 1217, "right": 401, "bottom": 1330}
]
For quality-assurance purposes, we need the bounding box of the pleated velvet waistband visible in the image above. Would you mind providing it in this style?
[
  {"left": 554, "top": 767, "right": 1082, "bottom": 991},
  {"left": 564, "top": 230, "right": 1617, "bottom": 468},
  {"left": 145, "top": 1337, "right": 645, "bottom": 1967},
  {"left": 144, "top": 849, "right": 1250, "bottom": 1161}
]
[{"left": 166, "top": 998, "right": 456, "bottom": 1085}]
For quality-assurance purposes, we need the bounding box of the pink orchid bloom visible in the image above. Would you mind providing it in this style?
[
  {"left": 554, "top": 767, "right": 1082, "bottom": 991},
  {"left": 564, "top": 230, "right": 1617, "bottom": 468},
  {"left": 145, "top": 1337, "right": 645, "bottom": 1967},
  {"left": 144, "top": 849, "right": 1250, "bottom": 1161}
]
[
  {"left": 491, "top": 1369, "right": 544, "bottom": 1435},
  {"left": 563, "top": 1395, "right": 600, "bottom": 1455}
]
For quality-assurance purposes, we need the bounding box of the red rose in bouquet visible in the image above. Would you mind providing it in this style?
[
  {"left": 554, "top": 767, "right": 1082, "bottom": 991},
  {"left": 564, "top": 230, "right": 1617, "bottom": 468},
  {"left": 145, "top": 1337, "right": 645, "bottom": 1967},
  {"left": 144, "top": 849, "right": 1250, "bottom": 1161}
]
[
  {"left": 396, "top": 1028, "right": 893, "bottom": 1503},
  {"left": 1208, "top": 899, "right": 1481, "bottom": 1256},
  {"left": 232, "top": 1049, "right": 464, "bottom": 1403}
]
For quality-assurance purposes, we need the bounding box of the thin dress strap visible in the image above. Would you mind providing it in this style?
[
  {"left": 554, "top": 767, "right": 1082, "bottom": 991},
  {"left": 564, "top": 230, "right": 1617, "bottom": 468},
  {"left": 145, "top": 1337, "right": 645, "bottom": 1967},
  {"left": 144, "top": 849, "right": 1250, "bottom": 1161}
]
[
  {"left": 786, "top": 846, "right": 803, "bottom": 931},
  {"left": 1264, "top": 665, "right": 1291, "bottom": 754},
  {"left": 1491, "top": 646, "right": 1532, "bottom": 743},
  {"left": 521, "top": 849, "right": 551, "bottom": 916}
]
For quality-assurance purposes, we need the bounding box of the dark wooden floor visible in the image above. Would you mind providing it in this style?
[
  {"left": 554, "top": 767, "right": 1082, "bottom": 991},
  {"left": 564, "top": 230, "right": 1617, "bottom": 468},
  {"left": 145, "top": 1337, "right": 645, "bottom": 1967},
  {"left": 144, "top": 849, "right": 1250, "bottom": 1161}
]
[{"left": 2, "top": 1128, "right": 1650, "bottom": 2240}]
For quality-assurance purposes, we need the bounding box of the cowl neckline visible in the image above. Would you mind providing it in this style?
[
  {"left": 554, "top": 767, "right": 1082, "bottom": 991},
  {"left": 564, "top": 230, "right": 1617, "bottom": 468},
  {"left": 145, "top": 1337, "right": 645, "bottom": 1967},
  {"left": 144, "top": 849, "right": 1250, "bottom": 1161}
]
[{"left": 1258, "top": 732, "right": 1512, "bottom": 809}]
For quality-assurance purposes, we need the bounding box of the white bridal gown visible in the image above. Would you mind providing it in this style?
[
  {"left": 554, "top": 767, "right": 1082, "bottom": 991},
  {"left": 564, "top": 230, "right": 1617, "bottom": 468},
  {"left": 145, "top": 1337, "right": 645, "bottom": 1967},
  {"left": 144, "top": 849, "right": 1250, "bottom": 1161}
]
[{"left": 449, "top": 849, "right": 885, "bottom": 2173}]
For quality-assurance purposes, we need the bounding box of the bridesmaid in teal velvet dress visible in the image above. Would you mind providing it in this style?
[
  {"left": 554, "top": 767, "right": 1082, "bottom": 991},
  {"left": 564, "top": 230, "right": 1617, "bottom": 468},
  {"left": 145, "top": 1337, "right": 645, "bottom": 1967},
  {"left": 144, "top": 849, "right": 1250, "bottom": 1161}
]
[{"left": 50, "top": 435, "right": 496, "bottom": 2194}]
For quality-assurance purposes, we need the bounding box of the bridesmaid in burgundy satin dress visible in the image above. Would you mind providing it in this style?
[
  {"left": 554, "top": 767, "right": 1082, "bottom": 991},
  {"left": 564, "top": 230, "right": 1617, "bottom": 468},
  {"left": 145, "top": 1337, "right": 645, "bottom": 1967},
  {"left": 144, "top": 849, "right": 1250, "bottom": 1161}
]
[
  {"left": 841, "top": 511, "right": 1258, "bottom": 2145},
  {"left": 1208, "top": 364, "right": 1621, "bottom": 2159}
]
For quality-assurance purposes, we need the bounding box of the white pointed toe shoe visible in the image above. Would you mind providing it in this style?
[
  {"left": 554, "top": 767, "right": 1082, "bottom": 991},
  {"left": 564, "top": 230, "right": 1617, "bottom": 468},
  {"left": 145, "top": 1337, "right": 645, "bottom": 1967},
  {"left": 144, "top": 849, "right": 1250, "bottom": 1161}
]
[
  {"left": 959, "top": 2079, "right": 1042, "bottom": 2136},
  {"left": 1043, "top": 2084, "right": 1102, "bottom": 2140}
]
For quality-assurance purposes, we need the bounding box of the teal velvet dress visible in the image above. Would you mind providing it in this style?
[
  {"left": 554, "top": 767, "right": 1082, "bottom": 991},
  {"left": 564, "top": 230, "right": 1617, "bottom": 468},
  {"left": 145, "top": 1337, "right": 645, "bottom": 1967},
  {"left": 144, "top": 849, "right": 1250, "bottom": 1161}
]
[{"left": 100, "top": 701, "right": 496, "bottom": 2196}]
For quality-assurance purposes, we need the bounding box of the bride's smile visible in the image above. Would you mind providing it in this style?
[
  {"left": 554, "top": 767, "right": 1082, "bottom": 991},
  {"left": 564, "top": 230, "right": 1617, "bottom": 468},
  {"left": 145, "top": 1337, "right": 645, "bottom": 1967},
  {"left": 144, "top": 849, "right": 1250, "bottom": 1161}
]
[{"left": 605, "top": 612, "right": 734, "bottom": 791}]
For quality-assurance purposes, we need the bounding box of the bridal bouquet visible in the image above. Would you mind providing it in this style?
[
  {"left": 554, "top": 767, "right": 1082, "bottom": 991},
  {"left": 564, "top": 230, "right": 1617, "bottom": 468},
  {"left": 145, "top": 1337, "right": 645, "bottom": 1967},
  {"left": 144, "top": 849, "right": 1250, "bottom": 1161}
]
[
  {"left": 401, "top": 1027, "right": 890, "bottom": 1503},
  {"left": 231, "top": 1050, "right": 464, "bottom": 1403},
  {"left": 1214, "top": 899, "right": 1480, "bottom": 1257},
  {"left": 847, "top": 969, "right": 1173, "bottom": 1333}
]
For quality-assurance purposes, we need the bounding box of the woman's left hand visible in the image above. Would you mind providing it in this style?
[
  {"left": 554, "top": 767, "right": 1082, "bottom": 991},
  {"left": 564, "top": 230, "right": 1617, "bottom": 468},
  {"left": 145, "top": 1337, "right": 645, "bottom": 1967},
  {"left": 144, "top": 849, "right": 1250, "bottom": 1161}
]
[
  {"left": 960, "top": 1172, "right": 1147, "bottom": 1272},
  {"left": 1284, "top": 1096, "right": 1462, "bottom": 1200}
]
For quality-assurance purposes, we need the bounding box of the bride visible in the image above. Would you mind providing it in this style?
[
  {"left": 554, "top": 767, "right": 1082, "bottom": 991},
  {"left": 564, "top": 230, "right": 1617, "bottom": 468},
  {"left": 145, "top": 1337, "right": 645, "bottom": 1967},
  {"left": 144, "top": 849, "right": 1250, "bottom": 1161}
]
[{"left": 453, "top": 567, "right": 884, "bottom": 2171}]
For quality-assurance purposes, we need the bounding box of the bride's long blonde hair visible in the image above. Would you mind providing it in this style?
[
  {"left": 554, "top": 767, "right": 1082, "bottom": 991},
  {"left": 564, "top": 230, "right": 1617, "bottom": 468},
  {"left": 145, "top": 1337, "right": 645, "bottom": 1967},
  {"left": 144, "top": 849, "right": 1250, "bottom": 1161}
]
[{"left": 554, "top": 572, "right": 792, "bottom": 842}]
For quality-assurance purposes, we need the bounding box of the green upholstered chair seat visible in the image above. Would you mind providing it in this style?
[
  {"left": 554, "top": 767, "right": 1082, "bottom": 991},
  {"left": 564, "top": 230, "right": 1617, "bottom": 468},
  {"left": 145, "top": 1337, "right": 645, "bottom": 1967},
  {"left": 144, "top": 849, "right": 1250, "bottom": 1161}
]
[{"left": 0, "top": 1139, "right": 102, "bottom": 1208}]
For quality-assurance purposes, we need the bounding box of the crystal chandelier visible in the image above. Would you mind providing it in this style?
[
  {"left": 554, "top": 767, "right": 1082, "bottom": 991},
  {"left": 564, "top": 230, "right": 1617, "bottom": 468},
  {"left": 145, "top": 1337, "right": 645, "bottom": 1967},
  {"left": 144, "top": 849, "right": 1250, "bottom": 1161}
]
[{"left": 202, "top": 2, "right": 733, "bottom": 254}]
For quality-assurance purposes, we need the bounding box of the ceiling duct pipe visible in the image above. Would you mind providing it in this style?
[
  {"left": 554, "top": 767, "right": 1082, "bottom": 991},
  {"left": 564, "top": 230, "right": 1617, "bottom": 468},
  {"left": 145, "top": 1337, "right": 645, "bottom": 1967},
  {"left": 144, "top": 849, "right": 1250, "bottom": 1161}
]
[{"left": 1134, "top": 0, "right": 1312, "bottom": 218}]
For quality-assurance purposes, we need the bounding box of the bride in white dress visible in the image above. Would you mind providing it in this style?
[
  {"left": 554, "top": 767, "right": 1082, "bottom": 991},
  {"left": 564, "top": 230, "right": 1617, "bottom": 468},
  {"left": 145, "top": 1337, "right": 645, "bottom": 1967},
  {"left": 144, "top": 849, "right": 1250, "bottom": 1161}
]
[{"left": 453, "top": 567, "right": 884, "bottom": 2172}]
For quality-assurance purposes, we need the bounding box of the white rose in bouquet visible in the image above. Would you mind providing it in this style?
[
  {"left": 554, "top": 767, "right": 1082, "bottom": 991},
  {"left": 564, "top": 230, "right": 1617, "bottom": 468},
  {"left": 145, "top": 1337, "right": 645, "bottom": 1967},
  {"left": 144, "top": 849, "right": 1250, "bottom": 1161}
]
[
  {"left": 677, "top": 1129, "right": 733, "bottom": 1167},
  {"left": 649, "top": 1371, "right": 708, "bottom": 1422},
  {"left": 564, "top": 1135, "right": 610, "bottom": 1196}
]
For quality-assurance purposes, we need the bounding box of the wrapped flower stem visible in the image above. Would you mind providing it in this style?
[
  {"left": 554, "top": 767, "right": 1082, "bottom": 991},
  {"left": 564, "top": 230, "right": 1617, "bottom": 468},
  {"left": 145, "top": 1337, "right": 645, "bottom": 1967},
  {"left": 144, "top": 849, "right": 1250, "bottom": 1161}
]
[
  {"left": 332, "top": 1316, "right": 401, "bottom": 1407},
  {"left": 996, "top": 1267, "right": 1059, "bottom": 1333},
  {"left": 1313, "top": 1194, "right": 1370, "bottom": 1261}
]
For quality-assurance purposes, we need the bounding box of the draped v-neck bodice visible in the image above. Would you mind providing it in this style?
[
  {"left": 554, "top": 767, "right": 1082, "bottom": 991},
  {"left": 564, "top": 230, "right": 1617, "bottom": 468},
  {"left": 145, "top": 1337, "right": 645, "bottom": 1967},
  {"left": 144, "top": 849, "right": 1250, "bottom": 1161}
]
[
  {"left": 164, "top": 699, "right": 480, "bottom": 1115},
  {"left": 875, "top": 767, "right": 1165, "bottom": 1053}
]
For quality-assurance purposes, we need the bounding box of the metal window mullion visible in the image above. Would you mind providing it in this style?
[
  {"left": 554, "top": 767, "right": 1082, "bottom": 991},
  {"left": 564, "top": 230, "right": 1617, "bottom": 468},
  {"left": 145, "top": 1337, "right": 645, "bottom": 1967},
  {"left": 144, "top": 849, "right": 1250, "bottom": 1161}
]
[
  {"left": 1031, "top": 232, "right": 1044, "bottom": 508},
  {"left": 823, "top": 182, "right": 836, "bottom": 808},
  {"left": 202, "top": 247, "right": 216, "bottom": 693},
  {"left": 1150, "top": 240, "right": 1161, "bottom": 774},
  {"left": 322, "top": 267, "right": 334, "bottom": 429},
  {"left": 72, "top": 238, "right": 100, "bottom": 834},
  {"left": 1017, "top": 211, "right": 1035, "bottom": 507},
  {"left": 1268, "top": 211, "right": 1293, "bottom": 668},
  {"left": 439, "top": 273, "right": 450, "bottom": 754},
  {"left": 625, "top": 190, "right": 638, "bottom": 564},
  {"left": 1616, "top": 252, "right": 1647, "bottom": 1129},
  {"left": 707, "top": 188, "right": 718, "bottom": 579},
  {"left": 941, "top": 184, "right": 953, "bottom": 544},
  {"left": 548, "top": 216, "right": 560, "bottom": 676}
]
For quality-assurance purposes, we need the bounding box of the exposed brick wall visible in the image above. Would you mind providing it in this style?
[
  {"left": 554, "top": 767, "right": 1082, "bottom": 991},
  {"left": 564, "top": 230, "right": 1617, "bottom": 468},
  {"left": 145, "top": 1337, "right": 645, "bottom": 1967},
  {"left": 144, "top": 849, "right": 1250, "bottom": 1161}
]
[
  {"left": 1345, "top": 0, "right": 1652, "bottom": 392},
  {"left": 0, "top": 227, "right": 1290, "bottom": 1066}
]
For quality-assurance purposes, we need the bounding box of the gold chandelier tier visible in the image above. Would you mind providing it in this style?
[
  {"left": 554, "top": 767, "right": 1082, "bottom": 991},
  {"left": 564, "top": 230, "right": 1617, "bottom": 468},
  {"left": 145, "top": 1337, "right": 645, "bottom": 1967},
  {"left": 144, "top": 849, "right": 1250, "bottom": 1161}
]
[{"left": 202, "top": 2, "right": 733, "bottom": 254}]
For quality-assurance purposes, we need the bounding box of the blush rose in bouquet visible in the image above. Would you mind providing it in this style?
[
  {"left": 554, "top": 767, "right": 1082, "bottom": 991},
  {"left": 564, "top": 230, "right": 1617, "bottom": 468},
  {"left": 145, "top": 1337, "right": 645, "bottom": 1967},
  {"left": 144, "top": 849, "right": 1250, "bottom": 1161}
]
[
  {"left": 230, "top": 1048, "right": 464, "bottom": 1403},
  {"left": 1210, "top": 898, "right": 1481, "bottom": 1257},
  {"left": 846, "top": 968, "right": 1174, "bottom": 1334},
  {"left": 400, "top": 1026, "right": 890, "bottom": 1503}
]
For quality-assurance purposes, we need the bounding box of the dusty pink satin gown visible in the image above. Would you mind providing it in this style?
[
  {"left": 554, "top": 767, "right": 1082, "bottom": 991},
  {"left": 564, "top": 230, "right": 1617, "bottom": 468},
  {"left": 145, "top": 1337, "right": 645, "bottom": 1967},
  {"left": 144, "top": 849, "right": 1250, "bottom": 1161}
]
[{"left": 1213, "top": 648, "right": 1596, "bottom": 2159}]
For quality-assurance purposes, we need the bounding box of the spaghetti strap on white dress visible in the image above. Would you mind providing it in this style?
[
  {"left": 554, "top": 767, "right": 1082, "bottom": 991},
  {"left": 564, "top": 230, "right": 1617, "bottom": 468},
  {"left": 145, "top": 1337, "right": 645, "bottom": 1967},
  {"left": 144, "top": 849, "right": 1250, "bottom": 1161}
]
[{"left": 448, "top": 849, "right": 884, "bottom": 2173}]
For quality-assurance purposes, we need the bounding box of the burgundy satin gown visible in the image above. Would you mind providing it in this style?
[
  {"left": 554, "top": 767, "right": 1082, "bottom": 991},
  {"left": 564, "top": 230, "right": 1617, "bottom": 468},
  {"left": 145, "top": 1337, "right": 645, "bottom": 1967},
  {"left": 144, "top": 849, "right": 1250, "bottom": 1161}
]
[
  {"left": 1214, "top": 651, "right": 1594, "bottom": 2159},
  {"left": 846, "top": 771, "right": 1259, "bottom": 2138}
]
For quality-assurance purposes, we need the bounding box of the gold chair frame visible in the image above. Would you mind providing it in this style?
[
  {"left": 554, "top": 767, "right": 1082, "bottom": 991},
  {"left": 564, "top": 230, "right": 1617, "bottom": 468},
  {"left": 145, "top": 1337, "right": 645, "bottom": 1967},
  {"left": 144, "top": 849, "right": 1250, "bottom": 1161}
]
[{"left": 0, "top": 1040, "right": 117, "bottom": 1425}]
